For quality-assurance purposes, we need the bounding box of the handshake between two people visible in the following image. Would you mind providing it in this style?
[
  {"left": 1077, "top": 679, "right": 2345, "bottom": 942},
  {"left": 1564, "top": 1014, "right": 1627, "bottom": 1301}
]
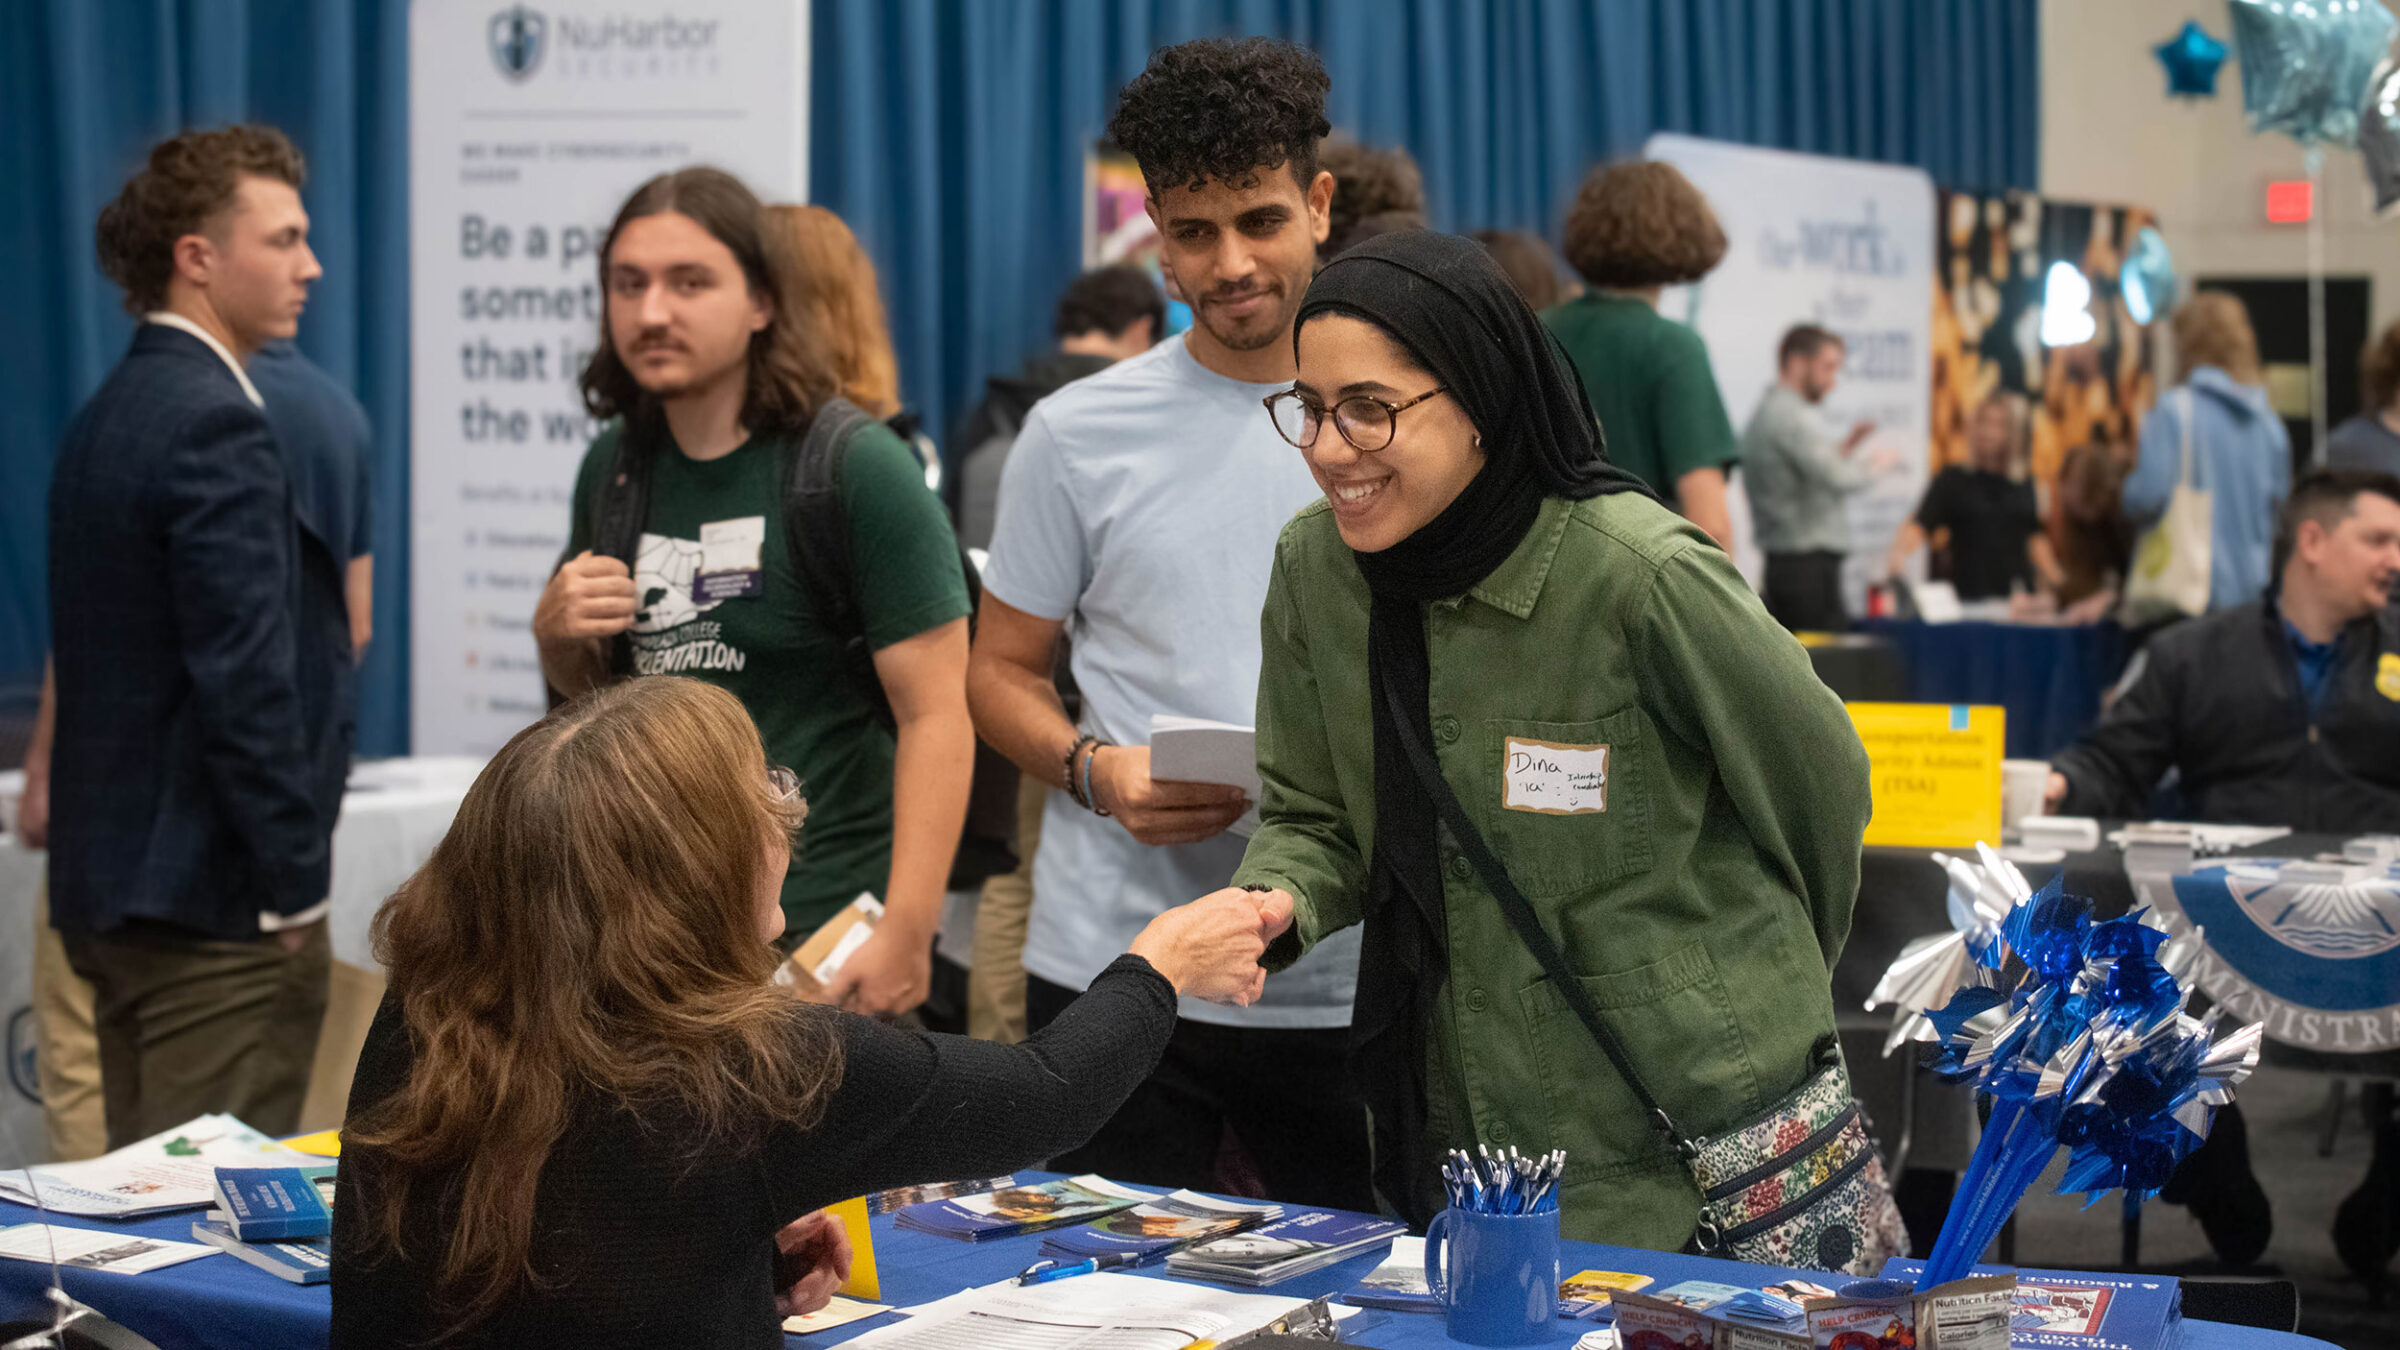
[{"left": 1125, "top": 886, "right": 1296, "bottom": 1007}]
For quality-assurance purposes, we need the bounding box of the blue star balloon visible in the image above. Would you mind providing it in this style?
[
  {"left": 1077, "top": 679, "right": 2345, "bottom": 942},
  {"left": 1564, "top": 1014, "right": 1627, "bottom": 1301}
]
[
  {"left": 2231, "top": 0, "right": 2400, "bottom": 146},
  {"left": 2156, "top": 20, "right": 2228, "bottom": 97}
]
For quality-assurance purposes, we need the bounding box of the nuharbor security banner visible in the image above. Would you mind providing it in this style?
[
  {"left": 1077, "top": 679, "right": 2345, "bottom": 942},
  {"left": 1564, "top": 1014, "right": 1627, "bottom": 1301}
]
[{"left": 408, "top": 1, "right": 809, "bottom": 753}]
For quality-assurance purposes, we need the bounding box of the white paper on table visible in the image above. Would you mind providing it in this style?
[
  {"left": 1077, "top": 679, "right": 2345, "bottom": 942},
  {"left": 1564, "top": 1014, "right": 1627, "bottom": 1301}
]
[
  {"left": 854, "top": 1272, "right": 1307, "bottom": 1350},
  {"left": 783, "top": 1294, "right": 894, "bottom": 1335},
  {"left": 1148, "top": 715, "right": 1261, "bottom": 837},
  {"left": 0, "top": 1222, "right": 220, "bottom": 1274},
  {"left": 0, "top": 1114, "right": 313, "bottom": 1218}
]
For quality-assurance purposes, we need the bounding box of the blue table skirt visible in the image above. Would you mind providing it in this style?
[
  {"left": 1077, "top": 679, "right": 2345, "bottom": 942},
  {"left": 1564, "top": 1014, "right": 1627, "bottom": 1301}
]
[
  {"left": 1853, "top": 619, "right": 2130, "bottom": 759},
  {"left": 0, "top": 1190, "right": 2334, "bottom": 1350}
]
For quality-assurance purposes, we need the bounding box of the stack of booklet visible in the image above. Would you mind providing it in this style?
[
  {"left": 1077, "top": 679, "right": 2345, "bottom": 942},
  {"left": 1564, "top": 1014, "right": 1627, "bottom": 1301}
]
[
  {"left": 188, "top": 1221, "right": 333, "bottom": 1285},
  {"left": 190, "top": 1162, "right": 342, "bottom": 1285},
  {"left": 891, "top": 1175, "right": 1158, "bottom": 1242},
  {"left": 1164, "top": 1209, "right": 1403, "bottom": 1286},
  {"left": 1036, "top": 1190, "right": 1282, "bottom": 1263}
]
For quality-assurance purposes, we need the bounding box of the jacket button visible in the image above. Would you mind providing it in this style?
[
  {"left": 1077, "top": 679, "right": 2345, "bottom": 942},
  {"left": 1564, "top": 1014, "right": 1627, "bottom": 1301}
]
[
  {"left": 1467, "top": 988, "right": 1487, "bottom": 1012},
  {"left": 1434, "top": 715, "right": 1461, "bottom": 744},
  {"left": 1448, "top": 854, "right": 1473, "bottom": 882},
  {"left": 1489, "top": 1121, "right": 1511, "bottom": 1144}
]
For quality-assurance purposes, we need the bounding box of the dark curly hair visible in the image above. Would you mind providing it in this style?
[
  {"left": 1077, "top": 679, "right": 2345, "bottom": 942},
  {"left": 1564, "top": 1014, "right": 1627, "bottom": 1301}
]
[
  {"left": 94, "top": 125, "right": 306, "bottom": 314},
  {"left": 1107, "top": 38, "right": 1331, "bottom": 195},
  {"left": 1055, "top": 265, "right": 1165, "bottom": 340},
  {"left": 1471, "top": 229, "right": 1571, "bottom": 311},
  {"left": 1320, "top": 139, "right": 1427, "bottom": 258},
  {"left": 1560, "top": 160, "right": 1726, "bottom": 289}
]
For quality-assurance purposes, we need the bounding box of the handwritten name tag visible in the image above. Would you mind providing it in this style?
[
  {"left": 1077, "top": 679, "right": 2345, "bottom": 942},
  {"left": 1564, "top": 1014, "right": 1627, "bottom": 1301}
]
[{"left": 1503, "top": 737, "right": 1609, "bottom": 815}]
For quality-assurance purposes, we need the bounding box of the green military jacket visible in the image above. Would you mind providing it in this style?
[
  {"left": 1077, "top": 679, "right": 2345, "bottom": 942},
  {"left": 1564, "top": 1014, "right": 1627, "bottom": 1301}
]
[{"left": 1233, "top": 492, "right": 1872, "bottom": 1250}]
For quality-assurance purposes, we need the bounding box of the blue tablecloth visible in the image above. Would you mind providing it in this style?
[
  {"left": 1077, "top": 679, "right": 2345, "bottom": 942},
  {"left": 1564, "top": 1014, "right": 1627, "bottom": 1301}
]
[
  {"left": 0, "top": 1191, "right": 2334, "bottom": 1350},
  {"left": 1853, "top": 619, "right": 2130, "bottom": 759}
]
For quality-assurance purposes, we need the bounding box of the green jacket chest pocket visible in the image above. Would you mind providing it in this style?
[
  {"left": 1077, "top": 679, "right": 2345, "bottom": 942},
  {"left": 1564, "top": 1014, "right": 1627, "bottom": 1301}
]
[{"left": 1476, "top": 711, "right": 1653, "bottom": 899}]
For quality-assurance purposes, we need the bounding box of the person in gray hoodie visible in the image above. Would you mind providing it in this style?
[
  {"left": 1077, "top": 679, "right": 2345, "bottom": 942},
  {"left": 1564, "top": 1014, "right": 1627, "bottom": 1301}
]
[{"left": 2125, "top": 293, "right": 2291, "bottom": 613}]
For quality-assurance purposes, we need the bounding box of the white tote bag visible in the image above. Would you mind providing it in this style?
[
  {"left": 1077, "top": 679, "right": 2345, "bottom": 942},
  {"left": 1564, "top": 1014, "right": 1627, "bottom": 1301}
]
[{"left": 2121, "top": 388, "right": 2213, "bottom": 622}]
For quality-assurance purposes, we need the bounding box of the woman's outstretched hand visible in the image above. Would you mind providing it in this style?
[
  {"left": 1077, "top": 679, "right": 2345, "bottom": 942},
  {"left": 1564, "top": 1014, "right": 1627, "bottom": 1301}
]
[{"left": 1127, "top": 887, "right": 1296, "bottom": 1005}]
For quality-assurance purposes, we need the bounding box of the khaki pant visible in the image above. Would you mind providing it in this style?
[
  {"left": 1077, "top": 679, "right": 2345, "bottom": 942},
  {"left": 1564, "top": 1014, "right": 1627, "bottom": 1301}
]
[
  {"left": 32, "top": 882, "right": 106, "bottom": 1161},
  {"left": 62, "top": 920, "right": 330, "bottom": 1149},
  {"left": 966, "top": 779, "right": 1046, "bottom": 1044}
]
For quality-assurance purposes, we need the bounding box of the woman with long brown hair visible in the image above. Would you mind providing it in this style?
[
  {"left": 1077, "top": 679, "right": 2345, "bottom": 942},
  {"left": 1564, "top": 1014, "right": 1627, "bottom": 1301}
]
[
  {"left": 765, "top": 204, "right": 901, "bottom": 418},
  {"left": 329, "top": 677, "right": 1287, "bottom": 1348}
]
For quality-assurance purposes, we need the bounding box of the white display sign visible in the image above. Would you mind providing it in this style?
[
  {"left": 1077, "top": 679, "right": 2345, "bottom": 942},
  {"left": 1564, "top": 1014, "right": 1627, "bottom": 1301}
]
[
  {"left": 408, "top": 0, "right": 809, "bottom": 754},
  {"left": 1645, "top": 134, "right": 1934, "bottom": 608}
]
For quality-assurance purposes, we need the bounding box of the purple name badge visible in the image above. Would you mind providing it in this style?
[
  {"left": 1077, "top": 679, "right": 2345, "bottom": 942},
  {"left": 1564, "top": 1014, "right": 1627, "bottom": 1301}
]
[{"left": 694, "top": 570, "right": 764, "bottom": 601}]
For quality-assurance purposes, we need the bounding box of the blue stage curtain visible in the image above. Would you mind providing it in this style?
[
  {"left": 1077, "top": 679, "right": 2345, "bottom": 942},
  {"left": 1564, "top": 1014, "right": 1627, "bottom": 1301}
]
[
  {"left": 0, "top": 0, "right": 411, "bottom": 756},
  {"left": 814, "top": 0, "right": 2040, "bottom": 493},
  {"left": 2, "top": 0, "right": 2034, "bottom": 755}
]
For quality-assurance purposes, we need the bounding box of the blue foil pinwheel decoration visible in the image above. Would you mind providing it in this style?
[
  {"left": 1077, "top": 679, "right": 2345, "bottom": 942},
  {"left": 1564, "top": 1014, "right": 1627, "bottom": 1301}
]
[
  {"left": 1873, "top": 847, "right": 2264, "bottom": 1286},
  {"left": 2156, "top": 19, "right": 2230, "bottom": 98},
  {"left": 2230, "top": 0, "right": 2400, "bottom": 147}
]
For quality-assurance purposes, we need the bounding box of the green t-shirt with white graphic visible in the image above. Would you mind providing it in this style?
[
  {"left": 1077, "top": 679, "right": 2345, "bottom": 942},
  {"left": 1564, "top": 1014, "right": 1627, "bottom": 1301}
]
[{"left": 567, "top": 419, "right": 971, "bottom": 934}]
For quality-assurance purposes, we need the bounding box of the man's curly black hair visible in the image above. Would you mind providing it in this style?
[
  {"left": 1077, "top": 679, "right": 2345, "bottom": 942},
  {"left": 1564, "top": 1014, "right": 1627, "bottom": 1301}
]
[{"left": 1107, "top": 38, "right": 1332, "bottom": 195}]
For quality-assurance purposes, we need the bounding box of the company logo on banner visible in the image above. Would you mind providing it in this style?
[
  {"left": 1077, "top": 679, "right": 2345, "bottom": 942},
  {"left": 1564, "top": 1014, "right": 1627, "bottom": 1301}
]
[
  {"left": 489, "top": 6, "right": 546, "bottom": 80},
  {"left": 1644, "top": 135, "right": 1933, "bottom": 605},
  {"left": 2130, "top": 858, "right": 2400, "bottom": 1053},
  {"left": 409, "top": 0, "right": 809, "bottom": 755}
]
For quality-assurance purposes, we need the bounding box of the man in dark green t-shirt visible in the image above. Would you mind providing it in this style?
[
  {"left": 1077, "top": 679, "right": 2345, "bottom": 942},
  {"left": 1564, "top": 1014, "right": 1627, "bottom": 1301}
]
[
  {"left": 1543, "top": 160, "right": 1741, "bottom": 549},
  {"left": 533, "top": 168, "right": 972, "bottom": 1019}
]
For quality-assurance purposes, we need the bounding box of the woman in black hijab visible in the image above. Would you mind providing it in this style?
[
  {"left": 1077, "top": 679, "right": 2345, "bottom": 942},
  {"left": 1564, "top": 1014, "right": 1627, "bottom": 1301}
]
[{"left": 1232, "top": 231, "right": 1886, "bottom": 1256}]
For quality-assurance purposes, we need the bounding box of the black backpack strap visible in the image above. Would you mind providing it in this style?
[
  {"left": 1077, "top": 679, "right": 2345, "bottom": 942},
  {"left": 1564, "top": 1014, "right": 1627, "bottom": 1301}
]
[
  {"left": 783, "top": 397, "right": 889, "bottom": 726},
  {"left": 590, "top": 423, "right": 655, "bottom": 681},
  {"left": 1378, "top": 671, "right": 1688, "bottom": 1154}
]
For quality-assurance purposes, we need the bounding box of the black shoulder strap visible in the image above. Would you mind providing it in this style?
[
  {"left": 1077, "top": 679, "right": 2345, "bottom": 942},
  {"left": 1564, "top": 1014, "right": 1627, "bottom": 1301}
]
[
  {"left": 1378, "top": 671, "right": 1687, "bottom": 1152},
  {"left": 592, "top": 424, "right": 656, "bottom": 680},
  {"left": 782, "top": 397, "right": 893, "bottom": 729},
  {"left": 783, "top": 397, "right": 875, "bottom": 629}
]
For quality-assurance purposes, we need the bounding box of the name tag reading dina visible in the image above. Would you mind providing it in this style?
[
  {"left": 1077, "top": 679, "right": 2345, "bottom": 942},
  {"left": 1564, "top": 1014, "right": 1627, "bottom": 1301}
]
[{"left": 1503, "top": 737, "right": 1609, "bottom": 815}]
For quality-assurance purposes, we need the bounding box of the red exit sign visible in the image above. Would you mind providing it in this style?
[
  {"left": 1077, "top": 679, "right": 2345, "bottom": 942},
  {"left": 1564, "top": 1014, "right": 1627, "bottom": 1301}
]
[{"left": 2266, "top": 179, "right": 2314, "bottom": 223}]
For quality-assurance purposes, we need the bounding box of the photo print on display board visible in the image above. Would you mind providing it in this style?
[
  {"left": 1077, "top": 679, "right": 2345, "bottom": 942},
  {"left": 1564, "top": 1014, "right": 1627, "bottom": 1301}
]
[{"left": 1933, "top": 189, "right": 2161, "bottom": 495}]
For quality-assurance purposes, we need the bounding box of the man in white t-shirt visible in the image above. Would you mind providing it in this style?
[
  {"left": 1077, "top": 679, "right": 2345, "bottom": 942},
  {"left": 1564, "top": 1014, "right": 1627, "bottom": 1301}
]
[{"left": 967, "top": 37, "right": 1369, "bottom": 1211}]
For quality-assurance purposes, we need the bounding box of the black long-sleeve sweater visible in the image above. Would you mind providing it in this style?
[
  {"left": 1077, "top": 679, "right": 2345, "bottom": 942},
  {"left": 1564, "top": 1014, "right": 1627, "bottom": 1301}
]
[{"left": 328, "top": 955, "right": 1176, "bottom": 1349}]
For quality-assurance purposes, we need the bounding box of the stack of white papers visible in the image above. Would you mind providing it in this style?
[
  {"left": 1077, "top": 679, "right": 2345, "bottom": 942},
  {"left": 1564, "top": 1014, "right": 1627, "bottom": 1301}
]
[
  {"left": 1148, "top": 715, "right": 1260, "bottom": 837},
  {"left": 0, "top": 1115, "right": 314, "bottom": 1219},
  {"left": 853, "top": 1272, "right": 1310, "bottom": 1350},
  {"left": 0, "top": 1223, "right": 218, "bottom": 1275}
]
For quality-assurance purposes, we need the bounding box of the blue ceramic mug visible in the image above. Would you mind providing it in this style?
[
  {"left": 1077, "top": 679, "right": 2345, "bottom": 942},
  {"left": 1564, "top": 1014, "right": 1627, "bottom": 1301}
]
[{"left": 1423, "top": 1206, "right": 1561, "bottom": 1347}]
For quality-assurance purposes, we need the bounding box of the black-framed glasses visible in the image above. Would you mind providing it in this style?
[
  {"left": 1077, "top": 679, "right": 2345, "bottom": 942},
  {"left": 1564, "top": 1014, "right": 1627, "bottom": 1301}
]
[{"left": 1262, "top": 386, "right": 1450, "bottom": 452}]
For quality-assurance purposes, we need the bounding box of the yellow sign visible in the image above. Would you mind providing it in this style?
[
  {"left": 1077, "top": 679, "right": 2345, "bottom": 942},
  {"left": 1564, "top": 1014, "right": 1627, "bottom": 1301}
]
[
  {"left": 829, "top": 1194, "right": 880, "bottom": 1301},
  {"left": 1845, "top": 703, "right": 2005, "bottom": 849},
  {"left": 282, "top": 1129, "right": 341, "bottom": 1158}
]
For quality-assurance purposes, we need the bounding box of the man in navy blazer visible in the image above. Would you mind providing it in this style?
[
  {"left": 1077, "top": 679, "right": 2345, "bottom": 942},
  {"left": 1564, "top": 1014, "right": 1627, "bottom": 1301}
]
[{"left": 47, "top": 125, "right": 346, "bottom": 1146}]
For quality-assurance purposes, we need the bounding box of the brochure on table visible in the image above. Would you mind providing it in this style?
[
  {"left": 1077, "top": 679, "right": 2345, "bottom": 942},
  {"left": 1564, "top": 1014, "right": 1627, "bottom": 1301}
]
[
  {"left": 850, "top": 1271, "right": 1311, "bottom": 1350},
  {"left": 0, "top": 1222, "right": 217, "bottom": 1274},
  {"left": 0, "top": 1115, "right": 314, "bottom": 1218}
]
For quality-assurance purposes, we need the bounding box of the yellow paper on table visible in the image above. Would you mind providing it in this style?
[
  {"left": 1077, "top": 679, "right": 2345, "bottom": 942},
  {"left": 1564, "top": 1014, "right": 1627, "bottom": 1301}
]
[
  {"left": 829, "top": 1194, "right": 878, "bottom": 1301},
  {"left": 282, "top": 1129, "right": 341, "bottom": 1158},
  {"left": 1845, "top": 703, "right": 2005, "bottom": 849}
]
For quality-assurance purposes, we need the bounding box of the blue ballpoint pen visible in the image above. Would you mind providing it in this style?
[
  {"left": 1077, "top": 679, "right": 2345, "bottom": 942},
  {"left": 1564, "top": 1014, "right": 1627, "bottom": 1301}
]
[{"left": 1017, "top": 1253, "right": 1135, "bottom": 1285}]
